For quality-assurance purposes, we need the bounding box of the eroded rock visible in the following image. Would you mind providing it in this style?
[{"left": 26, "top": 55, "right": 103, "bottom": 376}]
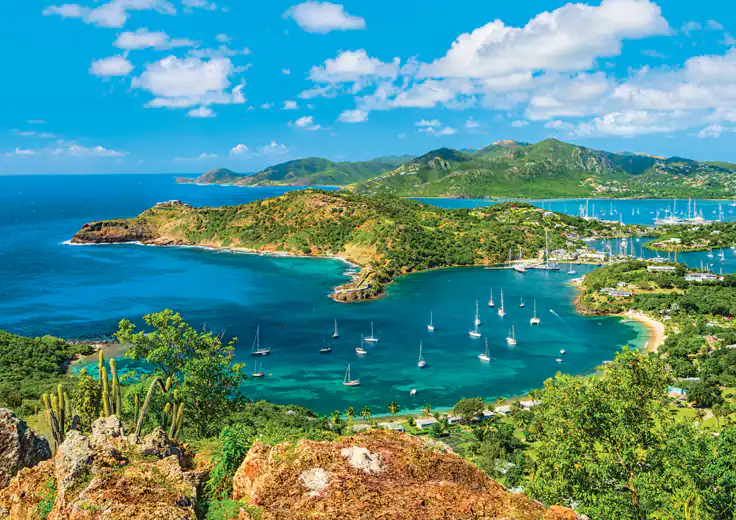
[{"left": 0, "top": 408, "right": 52, "bottom": 489}]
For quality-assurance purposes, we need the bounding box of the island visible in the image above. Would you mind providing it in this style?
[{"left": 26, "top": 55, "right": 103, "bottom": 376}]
[{"left": 71, "top": 190, "right": 639, "bottom": 302}]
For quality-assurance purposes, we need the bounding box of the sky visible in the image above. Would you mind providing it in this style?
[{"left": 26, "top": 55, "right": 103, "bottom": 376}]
[{"left": 4, "top": 0, "right": 736, "bottom": 174}]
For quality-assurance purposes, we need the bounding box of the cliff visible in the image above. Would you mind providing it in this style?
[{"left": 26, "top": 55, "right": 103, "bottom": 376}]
[{"left": 231, "top": 429, "right": 576, "bottom": 520}]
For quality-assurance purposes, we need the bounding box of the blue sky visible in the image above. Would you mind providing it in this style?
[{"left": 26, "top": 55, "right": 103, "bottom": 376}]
[{"left": 4, "top": 0, "right": 736, "bottom": 174}]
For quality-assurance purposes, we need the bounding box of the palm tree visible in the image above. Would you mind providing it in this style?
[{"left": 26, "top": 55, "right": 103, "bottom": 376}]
[
  {"left": 422, "top": 403, "right": 432, "bottom": 416},
  {"left": 360, "top": 406, "right": 371, "bottom": 420},
  {"left": 388, "top": 401, "right": 399, "bottom": 416},
  {"left": 345, "top": 406, "right": 355, "bottom": 421},
  {"left": 331, "top": 410, "right": 341, "bottom": 425},
  {"left": 694, "top": 408, "right": 707, "bottom": 424}
]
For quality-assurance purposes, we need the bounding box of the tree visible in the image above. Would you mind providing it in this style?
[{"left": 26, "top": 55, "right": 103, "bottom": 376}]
[
  {"left": 452, "top": 397, "right": 485, "bottom": 422},
  {"left": 345, "top": 407, "right": 355, "bottom": 421},
  {"left": 331, "top": 410, "right": 341, "bottom": 425},
  {"left": 713, "top": 404, "right": 731, "bottom": 427},
  {"left": 422, "top": 403, "right": 432, "bottom": 416},
  {"left": 529, "top": 348, "right": 716, "bottom": 519},
  {"left": 116, "top": 310, "right": 247, "bottom": 438},
  {"left": 388, "top": 401, "right": 399, "bottom": 415},
  {"left": 687, "top": 382, "right": 724, "bottom": 409},
  {"left": 72, "top": 369, "right": 100, "bottom": 433},
  {"left": 360, "top": 406, "right": 371, "bottom": 420}
]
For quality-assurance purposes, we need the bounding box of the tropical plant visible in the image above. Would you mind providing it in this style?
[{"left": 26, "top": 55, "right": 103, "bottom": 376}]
[
  {"left": 388, "top": 401, "right": 399, "bottom": 416},
  {"left": 360, "top": 406, "right": 371, "bottom": 420}
]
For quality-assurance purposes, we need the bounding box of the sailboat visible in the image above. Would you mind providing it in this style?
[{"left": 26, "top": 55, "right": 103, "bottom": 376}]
[
  {"left": 320, "top": 333, "right": 332, "bottom": 354},
  {"left": 251, "top": 361, "right": 265, "bottom": 378},
  {"left": 719, "top": 250, "right": 726, "bottom": 263},
  {"left": 364, "top": 322, "right": 379, "bottom": 343},
  {"left": 707, "top": 248, "right": 714, "bottom": 259},
  {"left": 356, "top": 335, "right": 367, "bottom": 355},
  {"left": 498, "top": 289, "right": 506, "bottom": 317},
  {"left": 478, "top": 338, "right": 491, "bottom": 362},
  {"left": 468, "top": 321, "right": 481, "bottom": 338},
  {"left": 567, "top": 263, "right": 577, "bottom": 276},
  {"left": 417, "top": 341, "right": 427, "bottom": 368},
  {"left": 427, "top": 311, "right": 435, "bottom": 332},
  {"left": 474, "top": 300, "right": 482, "bottom": 326},
  {"left": 506, "top": 325, "right": 517, "bottom": 346},
  {"left": 342, "top": 364, "right": 360, "bottom": 386},
  {"left": 488, "top": 288, "right": 495, "bottom": 308},
  {"left": 530, "top": 300, "right": 541, "bottom": 325},
  {"left": 537, "top": 230, "right": 561, "bottom": 271},
  {"left": 519, "top": 296, "right": 525, "bottom": 308},
  {"left": 332, "top": 319, "right": 339, "bottom": 339},
  {"left": 251, "top": 326, "right": 271, "bottom": 356}
]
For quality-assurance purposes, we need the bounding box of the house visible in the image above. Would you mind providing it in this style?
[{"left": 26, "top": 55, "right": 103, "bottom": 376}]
[
  {"left": 415, "top": 418, "right": 439, "bottom": 430},
  {"left": 446, "top": 415, "right": 464, "bottom": 425},
  {"left": 616, "top": 281, "right": 629, "bottom": 288},
  {"left": 352, "top": 423, "right": 370, "bottom": 432},
  {"left": 648, "top": 265, "right": 677, "bottom": 273},
  {"left": 495, "top": 405, "right": 512, "bottom": 415},
  {"left": 482, "top": 410, "right": 496, "bottom": 419},
  {"left": 519, "top": 400, "right": 539, "bottom": 409},
  {"left": 685, "top": 273, "right": 720, "bottom": 282},
  {"left": 379, "top": 422, "right": 405, "bottom": 432},
  {"left": 600, "top": 287, "right": 634, "bottom": 297}
]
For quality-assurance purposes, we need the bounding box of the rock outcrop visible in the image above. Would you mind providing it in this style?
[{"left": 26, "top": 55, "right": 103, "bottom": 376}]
[
  {"left": 0, "top": 416, "right": 201, "bottom": 520},
  {"left": 232, "top": 429, "right": 576, "bottom": 520},
  {"left": 0, "top": 409, "right": 52, "bottom": 490}
]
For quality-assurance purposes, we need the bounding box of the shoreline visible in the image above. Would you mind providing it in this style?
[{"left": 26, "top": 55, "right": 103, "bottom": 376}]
[{"left": 621, "top": 310, "right": 666, "bottom": 353}]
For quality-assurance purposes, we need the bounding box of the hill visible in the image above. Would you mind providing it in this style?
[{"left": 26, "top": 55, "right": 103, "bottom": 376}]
[
  {"left": 71, "top": 191, "right": 636, "bottom": 302},
  {"left": 356, "top": 139, "right": 736, "bottom": 199},
  {"left": 177, "top": 156, "right": 412, "bottom": 187}
]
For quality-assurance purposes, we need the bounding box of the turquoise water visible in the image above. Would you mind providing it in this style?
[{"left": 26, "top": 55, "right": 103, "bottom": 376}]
[
  {"left": 0, "top": 174, "right": 700, "bottom": 414},
  {"left": 416, "top": 197, "right": 736, "bottom": 226}
]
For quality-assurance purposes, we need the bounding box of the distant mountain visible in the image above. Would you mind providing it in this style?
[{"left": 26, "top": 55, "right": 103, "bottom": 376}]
[
  {"left": 177, "top": 156, "right": 413, "bottom": 187},
  {"left": 356, "top": 139, "right": 736, "bottom": 199}
]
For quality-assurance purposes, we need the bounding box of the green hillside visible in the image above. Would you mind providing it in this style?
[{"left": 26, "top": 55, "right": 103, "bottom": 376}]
[{"left": 357, "top": 139, "right": 736, "bottom": 199}]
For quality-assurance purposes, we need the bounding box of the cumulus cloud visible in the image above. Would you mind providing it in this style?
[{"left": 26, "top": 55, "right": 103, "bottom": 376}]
[
  {"left": 309, "top": 50, "right": 399, "bottom": 83},
  {"left": 90, "top": 55, "right": 134, "bottom": 77},
  {"left": 338, "top": 109, "right": 368, "bottom": 123},
  {"left": 175, "top": 152, "right": 218, "bottom": 160},
  {"left": 187, "top": 106, "right": 215, "bottom": 118},
  {"left": 260, "top": 141, "right": 289, "bottom": 155},
  {"left": 2, "top": 148, "right": 37, "bottom": 157},
  {"left": 415, "top": 119, "right": 442, "bottom": 127},
  {"left": 284, "top": 2, "right": 365, "bottom": 34},
  {"left": 511, "top": 120, "right": 529, "bottom": 128},
  {"left": 230, "top": 143, "right": 249, "bottom": 155},
  {"left": 419, "top": 126, "right": 457, "bottom": 136},
  {"left": 114, "top": 28, "right": 196, "bottom": 50},
  {"left": 14, "top": 129, "right": 57, "bottom": 138},
  {"left": 282, "top": 100, "right": 299, "bottom": 110},
  {"left": 132, "top": 56, "right": 245, "bottom": 111},
  {"left": 43, "top": 0, "right": 176, "bottom": 29},
  {"left": 290, "top": 115, "right": 321, "bottom": 131}
]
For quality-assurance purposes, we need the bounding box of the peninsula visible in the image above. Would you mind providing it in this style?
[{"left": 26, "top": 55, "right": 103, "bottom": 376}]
[{"left": 71, "top": 190, "right": 637, "bottom": 302}]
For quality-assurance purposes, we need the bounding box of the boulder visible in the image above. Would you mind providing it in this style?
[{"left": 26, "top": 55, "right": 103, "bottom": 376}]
[{"left": 0, "top": 408, "right": 52, "bottom": 489}]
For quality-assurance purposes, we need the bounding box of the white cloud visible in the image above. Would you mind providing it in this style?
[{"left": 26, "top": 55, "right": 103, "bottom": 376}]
[
  {"left": 309, "top": 50, "right": 399, "bottom": 83},
  {"left": 291, "top": 116, "right": 321, "bottom": 131},
  {"left": 215, "top": 33, "right": 230, "bottom": 43},
  {"left": 14, "top": 129, "right": 57, "bottom": 138},
  {"left": 114, "top": 28, "right": 196, "bottom": 50},
  {"left": 189, "top": 45, "right": 251, "bottom": 59},
  {"left": 260, "top": 141, "right": 289, "bottom": 155},
  {"left": 696, "top": 124, "right": 725, "bottom": 138},
  {"left": 27, "top": 120, "right": 46, "bottom": 125},
  {"left": 283, "top": 100, "right": 299, "bottom": 110},
  {"left": 465, "top": 117, "right": 482, "bottom": 129},
  {"left": 511, "top": 120, "right": 529, "bottom": 128},
  {"left": 284, "top": 2, "right": 366, "bottom": 34},
  {"left": 419, "top": 0, "right": 669, "bottom": 80},
  {"left": 260, "top": 103, "right": 273, "bottom": 109},
  {"left": 3, "top": 148, "right": 37, "bottom": 157},
  {"left": 175, "top": 152, "right": 218, "bottom": 160},
  {"left": 282, "top": 68, "right": 291, "bottom": 75},
  {"left": 187, "top": 106, "right": 216, "bottom": 118},
  {"left": 4, "top": 141, "right": 127, "bottom": 158},
  {"left": 575, "top": 110, "right": 687, "bottom": 137},
  {"left": 132, "top": 56, "right": 245, "bottom": 111},
  {"left": 43, "top": 0, "right": 176, "bottom": 29},
  {"left": 338, "top": 109, "right": 368, "bottom": 123},
  {"left": 230, "top": 143, "right": 249, "bottom": 155},
  {"left": 419, "top": 126, "right": 457, "bottom": 137},
  {"left": 182, "top": 0, "right": 217, "bottom": 11},
  {"left": 90, "top": 55, "right": 134, "bottom": 77},
  {"left": 415, "top": 119, "right": 442, "bottom": 127}
]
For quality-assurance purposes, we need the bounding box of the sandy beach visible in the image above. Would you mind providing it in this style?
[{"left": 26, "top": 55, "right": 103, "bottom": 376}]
[{"left": 623, "top": 310, "right": 666, "bottom": 353}]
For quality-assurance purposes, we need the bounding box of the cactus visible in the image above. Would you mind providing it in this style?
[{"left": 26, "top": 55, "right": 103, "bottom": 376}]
[
  {"left": 110, "top": 359, "right": 122, "bottom": 415},
  {"left": 133, "top": 393, "right": 140, "bottom": 425},
  {"left": 135, "top": 376, "right": 162, "bottom": 437},
  {"left": 102, "top": 389, "right": 111, "bottom": 418},
  {"left": 170, "top": 403, "right": 184, "bottom": 439},
  {"left": 42, "top": 393, "right": 63, "bottom": 449},
  {"left": 56, "top": 384, "right": 65, "bottom": 438}
]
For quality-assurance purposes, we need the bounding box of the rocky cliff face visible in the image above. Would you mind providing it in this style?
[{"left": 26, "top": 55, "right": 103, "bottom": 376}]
[
  {"left": 0, "top": 416, "right": 203, "bottom": 520},
  {"left": 231, "top": 429, "right": 576, "bottom": 520},
  {"left": 0, "top": 409, "right": 51, "bottom": 490},
  {"left": 71, "top": 220, "right": 155, "bottom": 245}
]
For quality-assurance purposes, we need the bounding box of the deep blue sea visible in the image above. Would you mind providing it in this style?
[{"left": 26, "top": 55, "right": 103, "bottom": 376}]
[{"left": 6, "top": 174, "right": 720, "bottom": 415}]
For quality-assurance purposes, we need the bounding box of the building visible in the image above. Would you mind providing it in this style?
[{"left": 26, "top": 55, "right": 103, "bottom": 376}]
[
  {"left": 495, "top": 405, "right": 512, "bottom": 415},
  {"left": 648, "top": 265, "right": 677, "bottom": 273},
  {"left": 378, "top": 422, "right": 405, "bottom": 432},
  {"left": 600, "top": 287, "right": 634, "bottom": 297},
  {"left": 415, "top": 418, "right": 439, "bottom": 430},
  {"left": 519, "top": 400, "right": 539, "bottom": 409},
  {"left": 685, "top": 273, "right": 721, "bottom": 282}
]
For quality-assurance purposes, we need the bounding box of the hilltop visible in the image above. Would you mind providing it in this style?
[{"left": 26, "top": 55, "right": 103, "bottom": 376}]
[
  {"left": 356, "top": 139, "right": 736, "bottom": 198},
  {"left": 177, "top": 156, "right": 411, "bottom": 187},
  {"left": 71, "top": 190, "right": 637, "bottom": 302}
]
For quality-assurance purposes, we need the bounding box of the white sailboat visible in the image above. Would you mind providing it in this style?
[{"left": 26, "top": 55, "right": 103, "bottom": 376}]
[
  {"left": 707, "top": 248, "right": 714, "bottom": 259},
  {"left": 427, "top": 311, "right": 435, "bottom": 332},
  {"left": 530, "top": 300, "right": 541, "bottom": 325},
  {"left": 498, "top": 289, "right": 506, "bottom": 317},
  {"left": 320, "top": 333, "right": 332, "bottom": 354},
  {"left": 332, "top": 319, "right": 339, "bottom": 339},
  {"left": 506, "top": 325, "right": 517, "bottom": 346},
  {"left": 719, "top": 249, "right": 726, "bottom": 263},
  {"left": 342, "top": 364, "right": 360, "bottom": 386},
  {"left": 251, "top": 361, "right": 265, "bottom": 378},
  {"left": 474, "top": 300, "right": 482, "bottom": 326},
  {"left": 519, "top": 296, "right": 525, "bottom": 308},
  {"left": 417, "top": 341, "right": 427, "bottom": 368},
  {"left": 488, "top": 288, "right": 495, "bottom": 308},
  {"left": 251, "top": 326, "right": 271, "bottom": 356},
  {"left": 365, "top": 322, "right": 379, "bottom": 343},
  {"left": 356, "top": 335, "right": 367, "bottom": 355},
  {"left": 567, "top": 263, "right": 577, "bottom": 276},
  {"left": 478, "top": 339, "right": 491, "bottom": 362}
]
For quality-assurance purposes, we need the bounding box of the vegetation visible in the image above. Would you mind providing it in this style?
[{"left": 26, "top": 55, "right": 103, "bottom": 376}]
[
  {"left": 356, "top": 139, "right": 736, "bottom": 199},
  {"left": 647, "top": 221, "right": 736, "bottom": 252},
  {"left": 72, "top": 190, "right": 638, "bottom": 301},
  {"left": 0, "top": 330, "right": 92, "bottom": 412}
]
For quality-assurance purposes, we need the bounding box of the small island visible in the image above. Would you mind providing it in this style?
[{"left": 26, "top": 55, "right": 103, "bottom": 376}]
[{"left": 72, "top": 190, "right": 640, "bottom": 302}]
